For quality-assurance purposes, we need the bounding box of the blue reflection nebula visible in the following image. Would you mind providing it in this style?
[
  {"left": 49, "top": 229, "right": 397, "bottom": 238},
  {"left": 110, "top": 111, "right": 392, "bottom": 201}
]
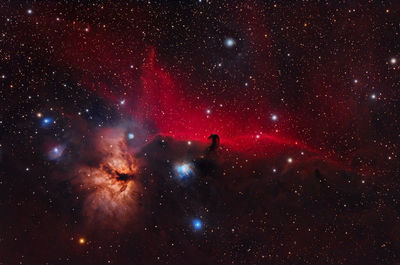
[
  {"left": 175, "top": 163, "right": 193, "bottom": 179},
  {"left": 48, "top": 145, "right": 65, "bottom": 160}
]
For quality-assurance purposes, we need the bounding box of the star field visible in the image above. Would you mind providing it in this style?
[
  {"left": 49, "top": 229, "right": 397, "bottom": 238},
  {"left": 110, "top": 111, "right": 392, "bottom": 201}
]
[{"left": 0, "top": 1, "right": 399, "bottom": 264}]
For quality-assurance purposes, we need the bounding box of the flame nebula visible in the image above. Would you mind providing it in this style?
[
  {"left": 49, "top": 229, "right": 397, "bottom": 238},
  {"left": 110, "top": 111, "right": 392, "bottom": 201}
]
[{"left": 75, "top": 128, "right": 142, "bottom": 227}]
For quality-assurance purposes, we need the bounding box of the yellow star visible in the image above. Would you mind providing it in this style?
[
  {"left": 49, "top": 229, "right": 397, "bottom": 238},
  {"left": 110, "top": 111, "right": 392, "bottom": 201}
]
[{"left": 78, "top": 237, "right": 86, "bottom": 245}]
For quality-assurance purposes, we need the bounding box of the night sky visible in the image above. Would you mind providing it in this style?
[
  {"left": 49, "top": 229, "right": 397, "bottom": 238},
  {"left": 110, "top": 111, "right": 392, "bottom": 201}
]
[{"left": 1, "top": 1, "right": 400, "bottom": 264}]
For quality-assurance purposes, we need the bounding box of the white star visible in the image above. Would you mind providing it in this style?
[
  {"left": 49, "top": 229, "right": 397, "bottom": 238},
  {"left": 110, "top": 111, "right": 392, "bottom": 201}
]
[{"left": 224, "top": 38, "right": 236, "bottom": 48}]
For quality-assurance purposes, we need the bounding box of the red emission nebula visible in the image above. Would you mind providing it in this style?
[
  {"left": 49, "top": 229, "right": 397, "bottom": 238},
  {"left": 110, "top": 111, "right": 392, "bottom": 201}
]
[
  {"left": 47, "top": 10, "right": 306, "bottom": 155},
  {"left": 66, "top": 37, "right": 311, "bottom": 157}
]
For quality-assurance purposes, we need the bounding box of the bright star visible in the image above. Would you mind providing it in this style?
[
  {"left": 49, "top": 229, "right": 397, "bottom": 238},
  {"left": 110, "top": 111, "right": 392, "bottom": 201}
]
[
  {"left": 224, "top": 38, "right": 236, "bottom": 48},
  {"left": 48, "top": 145, "right": 65, "bottom": 160},
  {"left": 271, "top": 114, "right": 278, "bottom": 121},
  {"left": 27, "top": 9, "right": 32, "bottom": 14},
  {"left": 370, "top": 94, "right": 376, "bottom": 99},
  {"left": 175, "top": 163, "right": 193, "bottom": 179},
  {"left": 287, "top": 157, "right": 293, "bottom": 163},
  {"left": 390, "top": 58, "right": 397, "bottom": 64},
  {"left": 42, "top": 117, "right": 53, "bottom": 126},
  {"left": 127, "top": 133, "right": 135, "bottom": 140},
  {"left": 192, "top": 219, "right": 203, "bottom": 230}
]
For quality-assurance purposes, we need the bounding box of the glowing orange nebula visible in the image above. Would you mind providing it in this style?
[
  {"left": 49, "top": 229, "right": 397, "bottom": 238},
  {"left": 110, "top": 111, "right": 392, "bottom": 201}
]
[{"left": 75, "top": 128, "right": 141, "bottom": 227}]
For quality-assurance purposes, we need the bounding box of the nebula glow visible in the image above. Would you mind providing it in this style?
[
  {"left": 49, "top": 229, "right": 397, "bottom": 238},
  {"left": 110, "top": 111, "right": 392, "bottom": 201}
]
[
  {"left": 74, "top": 128, "right": 142, "bottom": 227},
  {"left": 47, "top": 144, "right": 66, "bottom": 160},
  {"left": 175, "top": 163, "right": 193, "bottom": 179},
  {"left": 1, "top": 2, "right": 399, "bottom": 264}
]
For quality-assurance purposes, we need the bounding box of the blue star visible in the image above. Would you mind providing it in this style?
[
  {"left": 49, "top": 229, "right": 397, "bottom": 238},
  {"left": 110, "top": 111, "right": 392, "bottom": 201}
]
[
  {"left": 224, "top": 38, "right": 236, "bottom": 48},
  {"left": 41, "top": 117, "right": 53, "bottom": 126},
  {"left": 192, "top": 219, "right": 203, "bottom": 230},
  {"left": 127, "top": 133, "right": 135, "bottom": 140}
]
